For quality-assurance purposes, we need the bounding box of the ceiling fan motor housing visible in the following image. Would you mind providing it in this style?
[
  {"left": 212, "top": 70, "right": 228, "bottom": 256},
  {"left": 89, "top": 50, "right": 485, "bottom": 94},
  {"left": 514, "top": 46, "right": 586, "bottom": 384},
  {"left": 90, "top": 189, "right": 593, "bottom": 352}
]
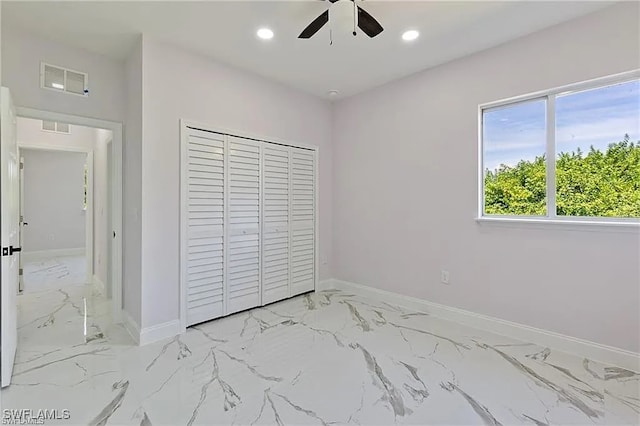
[{"left": 330, "top": 0, "right": 357, "bottom": 35}]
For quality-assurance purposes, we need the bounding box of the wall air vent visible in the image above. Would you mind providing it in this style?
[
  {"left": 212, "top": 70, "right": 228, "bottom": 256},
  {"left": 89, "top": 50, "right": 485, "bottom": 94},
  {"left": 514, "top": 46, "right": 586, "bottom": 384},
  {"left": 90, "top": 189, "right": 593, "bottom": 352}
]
[
  {"left": 40, "top": 62, "right": 89, "bottom": 96},
  {"left": 42, "top": 120, "right": 71, "bottom": 134}
]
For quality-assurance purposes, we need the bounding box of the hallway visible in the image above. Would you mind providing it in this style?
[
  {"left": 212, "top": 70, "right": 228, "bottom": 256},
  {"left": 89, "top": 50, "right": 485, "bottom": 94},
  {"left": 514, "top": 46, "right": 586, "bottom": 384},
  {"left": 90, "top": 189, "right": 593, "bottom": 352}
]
[{"left": 22, "top": 255, "right": 87, "bottom": 293}]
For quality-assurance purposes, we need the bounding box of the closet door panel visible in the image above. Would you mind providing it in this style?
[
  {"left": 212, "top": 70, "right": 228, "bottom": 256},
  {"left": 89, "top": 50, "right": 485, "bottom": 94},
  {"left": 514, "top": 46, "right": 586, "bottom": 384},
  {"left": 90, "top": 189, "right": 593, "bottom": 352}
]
[
  {"left": 261, "top": 145, "right": 290, "bottom": 305},
  {"left": 185, "top": 129, "right": 225, "bottom": 326},
  {"left": 290, "top": 148, "right": 315, "bottom": 296},
  {"left": 226, "top": 136, "right": 261, "bottom": 314}
]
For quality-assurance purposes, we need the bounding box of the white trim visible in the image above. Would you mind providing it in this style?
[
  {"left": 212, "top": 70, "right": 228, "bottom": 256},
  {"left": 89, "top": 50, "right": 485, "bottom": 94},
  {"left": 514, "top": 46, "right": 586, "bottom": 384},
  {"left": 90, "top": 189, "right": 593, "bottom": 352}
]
[
  {"left": 139, "top": 320, "right": 181, "bottom": 346},
  {"left": 122, "top": 310, "right": 140, "bottom": 345},
  {"left": 16, "top": 107, "right": 124, "bottom": 324},
  {"left": 479, "top": 69, "right": 640, "bottom": 110},
  {"left": 182, "top": 119, "right": 317, "bottom": 152},
  {"left": 18, "top": 143, "right": 90, "bottom": 153},
  {"left": 314, "top": 147, "right": 320, "bottom": 297},
  {"left": 179, "top": 121, "right": 188, "bottom": 333},
  {"left": 19, "top": 155, "right": 25, "bottom": 293},
  {"left": 92, "top": 274, "right": 105, "bottom": 295},
  {"left": 331, "top": 279, "right": 640, "bottom": 372},
  {"left": 85, "top": 151, "right": 94, "bottom": 284},
  {"left": 476, "top": 216, "right": 640, "bottom": 232},
  {"left": 22, "top": 248, "right": 85, "bottom": 263},
  {"left": 545, "top": 95, "right": 556, "bottom": 219}
]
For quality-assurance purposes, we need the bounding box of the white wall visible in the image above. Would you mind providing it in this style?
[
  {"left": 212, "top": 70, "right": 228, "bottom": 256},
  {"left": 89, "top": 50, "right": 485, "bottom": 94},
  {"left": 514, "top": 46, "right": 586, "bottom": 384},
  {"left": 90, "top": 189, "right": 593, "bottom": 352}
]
[
  {"left": 123, "top": 37, "right": 143, "bottom": 327},
  {"left": 21, "top": 149, "right": 87, "bottom": 253},
  {"left": 94, "top": 128, "right": 111, "bottom": 293},
  {"left": 1, "top": 25, "right": 125, "bottom": 123},
  {"left": 332, "top": 3, "right": 640, "bottom": 353},
  {"left": 17, "top": 116, "right": 94, "bottom": 151},
  {"left": 139, "top": 39, "right": 333, "bottom": 329}
]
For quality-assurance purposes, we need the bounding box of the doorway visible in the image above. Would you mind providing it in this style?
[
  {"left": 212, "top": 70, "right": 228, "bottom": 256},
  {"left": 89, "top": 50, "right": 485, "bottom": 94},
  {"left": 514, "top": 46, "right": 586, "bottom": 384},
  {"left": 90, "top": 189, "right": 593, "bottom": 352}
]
[
  {"left": 1, "top": 95, "right": 125, "bottom": 387},
  {"left": 19, "top": 146, "right": 92, "bottom": 293},
  {"left": 14, "top": 109, "right": 123, "bottom": 329},
  {"left": 14, "top": 116, "right": 120, "bottom": 350}
]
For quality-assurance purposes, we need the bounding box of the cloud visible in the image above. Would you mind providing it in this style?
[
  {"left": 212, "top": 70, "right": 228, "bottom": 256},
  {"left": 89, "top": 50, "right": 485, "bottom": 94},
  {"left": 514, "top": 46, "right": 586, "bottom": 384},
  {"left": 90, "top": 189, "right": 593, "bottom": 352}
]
[{"left": 483, "top": 79, "right": 639, "bottom": 169}]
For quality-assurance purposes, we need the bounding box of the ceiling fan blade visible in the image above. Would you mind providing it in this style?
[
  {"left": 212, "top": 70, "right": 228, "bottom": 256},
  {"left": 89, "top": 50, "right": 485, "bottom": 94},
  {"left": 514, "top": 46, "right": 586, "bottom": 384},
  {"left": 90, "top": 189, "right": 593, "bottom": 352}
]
[
  {"left": 299, "top": 10, "right": 329, "bottom": 39},
  {"left": 357, "top": 6, "right": 384, "bottom": 38}
]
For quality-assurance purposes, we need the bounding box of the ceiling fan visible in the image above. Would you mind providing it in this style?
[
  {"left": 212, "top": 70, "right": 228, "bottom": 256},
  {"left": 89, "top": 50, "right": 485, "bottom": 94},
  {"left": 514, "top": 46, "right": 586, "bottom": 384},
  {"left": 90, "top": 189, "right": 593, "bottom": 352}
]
[{"left": 298, "top": 0, "right": 384, "bottom": 39}]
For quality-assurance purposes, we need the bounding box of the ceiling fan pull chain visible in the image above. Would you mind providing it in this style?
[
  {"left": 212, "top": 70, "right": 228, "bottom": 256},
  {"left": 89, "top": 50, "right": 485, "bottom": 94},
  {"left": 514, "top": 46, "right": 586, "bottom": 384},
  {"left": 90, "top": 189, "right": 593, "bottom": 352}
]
[
  {"left": 330, "top": 28, "right": 333, "bottom": 45},
  {"left": 353, "top": 0, "right": 357, "bottom": 36}
]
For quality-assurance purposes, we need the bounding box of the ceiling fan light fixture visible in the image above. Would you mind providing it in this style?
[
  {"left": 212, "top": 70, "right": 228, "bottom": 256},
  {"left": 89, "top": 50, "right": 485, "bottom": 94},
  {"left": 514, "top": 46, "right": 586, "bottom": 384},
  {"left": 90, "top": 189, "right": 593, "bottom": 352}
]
[
  {"left": 257, "top": 28, "right": 274, "bottom": 40},
  {"left": 402, "top": 30, "right": 419, "bottom": 42}
]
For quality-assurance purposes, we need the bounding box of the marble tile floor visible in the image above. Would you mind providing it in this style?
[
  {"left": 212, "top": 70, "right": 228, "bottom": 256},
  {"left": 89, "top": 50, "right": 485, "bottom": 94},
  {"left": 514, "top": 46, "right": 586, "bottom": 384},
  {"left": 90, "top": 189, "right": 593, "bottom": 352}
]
[
  {"left": 1, "top": 287, "right": 638, "bottom": 426},
  {"left": 22, "top": 255, "right": 88, "bottom": 293}
]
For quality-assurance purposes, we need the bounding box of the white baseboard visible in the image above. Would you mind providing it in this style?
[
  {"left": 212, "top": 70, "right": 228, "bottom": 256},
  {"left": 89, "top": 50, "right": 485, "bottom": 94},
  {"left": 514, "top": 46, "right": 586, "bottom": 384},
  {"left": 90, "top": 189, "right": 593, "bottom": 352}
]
[
  {"left": 329, "top": 279, "right": 640, "bottom": 372},
  {"left": 22, "top": 247, "right": 85, "bottom": 263},
  {"left": 122, "top": 310, "right": 141, "bottom": 345},
  {"left": 139, "top": 320, "right": 181, "bottom": 346},
  {"left": 121, "top": 310, "right": 181, "bottom": 346}
]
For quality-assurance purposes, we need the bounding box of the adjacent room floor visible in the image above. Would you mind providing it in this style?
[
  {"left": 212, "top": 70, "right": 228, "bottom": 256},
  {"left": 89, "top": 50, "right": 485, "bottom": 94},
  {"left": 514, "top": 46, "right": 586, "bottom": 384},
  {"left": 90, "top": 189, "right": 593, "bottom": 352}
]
[
  {"left": 22, "top": 255, "right": 87, "bottom": 293},
  {"left": 2, "top": 289, "right": 638, "bottom": 425}
]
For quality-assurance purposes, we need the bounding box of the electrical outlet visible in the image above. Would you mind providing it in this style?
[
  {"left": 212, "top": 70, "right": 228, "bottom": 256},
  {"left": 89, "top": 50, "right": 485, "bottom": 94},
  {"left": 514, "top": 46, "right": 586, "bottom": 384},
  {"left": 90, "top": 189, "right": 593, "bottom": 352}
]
[{"left": 441, "top": 270, "right": 450, "bottom": 285}]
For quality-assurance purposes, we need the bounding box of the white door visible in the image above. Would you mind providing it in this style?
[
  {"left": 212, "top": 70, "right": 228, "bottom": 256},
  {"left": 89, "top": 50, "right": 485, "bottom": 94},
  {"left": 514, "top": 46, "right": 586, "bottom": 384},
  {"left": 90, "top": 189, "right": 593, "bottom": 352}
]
[
  {"left": 184, "top": 128, "right": 226, "bottom": 326},
  {"left": 261, "top": 145, "right": 290, "bottom": 305},
  {"left": 290, "top": 148, "right": 315, "bottom": 296},
  {"left": 1, "top": 87, "right": 19, "bottom": 387},
  {"left": 226, "top": 136, "right": 261, "bottom": 314}
]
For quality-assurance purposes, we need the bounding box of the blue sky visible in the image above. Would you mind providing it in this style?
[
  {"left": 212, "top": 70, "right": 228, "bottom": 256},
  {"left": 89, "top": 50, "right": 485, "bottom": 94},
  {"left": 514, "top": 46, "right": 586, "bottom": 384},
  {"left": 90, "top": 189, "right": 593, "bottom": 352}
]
[{"left": 483, "top": 79, "right": 640, "bottom": 171}]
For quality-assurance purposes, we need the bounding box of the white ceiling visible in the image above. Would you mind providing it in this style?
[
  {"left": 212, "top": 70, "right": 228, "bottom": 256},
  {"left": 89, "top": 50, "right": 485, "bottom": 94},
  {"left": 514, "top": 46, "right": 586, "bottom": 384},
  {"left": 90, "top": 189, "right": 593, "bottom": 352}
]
[{"left": 2, "top": 1, "right": 613, "bottom": 99}]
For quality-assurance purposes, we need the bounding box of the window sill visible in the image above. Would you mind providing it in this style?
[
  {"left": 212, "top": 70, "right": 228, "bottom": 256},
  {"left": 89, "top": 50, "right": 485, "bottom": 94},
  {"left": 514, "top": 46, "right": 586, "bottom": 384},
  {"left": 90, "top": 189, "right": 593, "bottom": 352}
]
[{"left": 476, "top": 216, "right": 640, "bottom": 233}]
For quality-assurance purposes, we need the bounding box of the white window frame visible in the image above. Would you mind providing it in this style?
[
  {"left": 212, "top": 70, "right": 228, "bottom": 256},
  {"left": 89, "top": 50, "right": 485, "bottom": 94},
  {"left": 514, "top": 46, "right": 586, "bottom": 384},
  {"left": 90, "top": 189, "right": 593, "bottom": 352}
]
[
  {"left": 40, "top": 62, "right": 89, "bottom": 97},
  {"left": 478, "top": 69, "right": 640, "bottom": 228}
]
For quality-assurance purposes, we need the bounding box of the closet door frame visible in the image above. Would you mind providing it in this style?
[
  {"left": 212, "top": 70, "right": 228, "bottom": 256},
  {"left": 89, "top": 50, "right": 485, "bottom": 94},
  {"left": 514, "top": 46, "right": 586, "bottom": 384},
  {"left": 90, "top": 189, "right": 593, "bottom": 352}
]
[{"left": 179, "top": 120, "right": 319, "bottom": 332}]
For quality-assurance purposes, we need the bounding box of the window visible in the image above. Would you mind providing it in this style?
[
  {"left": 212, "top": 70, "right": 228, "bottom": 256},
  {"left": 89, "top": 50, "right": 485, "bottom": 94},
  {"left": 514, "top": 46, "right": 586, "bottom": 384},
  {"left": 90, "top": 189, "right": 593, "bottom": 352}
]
[
  {"left": 480, "top": 73, "right": 640, "bottom": 222},
  {"left": 41, "top": 120, "right": 71, "bottom": 134}
]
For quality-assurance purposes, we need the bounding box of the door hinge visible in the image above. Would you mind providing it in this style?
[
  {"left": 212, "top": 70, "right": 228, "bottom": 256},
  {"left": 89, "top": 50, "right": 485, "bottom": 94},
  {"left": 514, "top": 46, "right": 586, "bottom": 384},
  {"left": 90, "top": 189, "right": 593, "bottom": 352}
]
[{"left": 19, "top": 268, "right": 23, "bottom": 276}]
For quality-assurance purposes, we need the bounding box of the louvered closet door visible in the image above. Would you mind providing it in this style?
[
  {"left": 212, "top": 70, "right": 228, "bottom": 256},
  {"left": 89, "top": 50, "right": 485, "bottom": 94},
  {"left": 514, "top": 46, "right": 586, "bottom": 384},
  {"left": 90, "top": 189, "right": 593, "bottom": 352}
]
[
  {"left": 290, "top": 148, "right": 316, "bottom": 296},
  {"left": 261, "top": 145, "right": 290, "bottom": 305},
  {"left": 226, "top": 136, "right": 261, "bottom": 314},
  {"left": 185, "top": 129, "right": 225, "bottom": 326}
]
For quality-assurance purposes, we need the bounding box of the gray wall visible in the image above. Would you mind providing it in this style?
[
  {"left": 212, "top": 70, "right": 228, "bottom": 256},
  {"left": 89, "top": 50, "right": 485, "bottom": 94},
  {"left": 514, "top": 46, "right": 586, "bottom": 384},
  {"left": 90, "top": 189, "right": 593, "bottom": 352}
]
[
  {"left": 332, "top": 3, "right": 640, "bottom": 352},
  {"left": 123, "top": 36, "right": 143, "bottom": 327},
  {"left": 22, "top": 149, "right": 87, "bottom": 252},
  {"left": 139, "top": 38, "right": 333, "bottom": 329},
  {"left": 1, "top": 25, "right": 125, "bottom": 123}
]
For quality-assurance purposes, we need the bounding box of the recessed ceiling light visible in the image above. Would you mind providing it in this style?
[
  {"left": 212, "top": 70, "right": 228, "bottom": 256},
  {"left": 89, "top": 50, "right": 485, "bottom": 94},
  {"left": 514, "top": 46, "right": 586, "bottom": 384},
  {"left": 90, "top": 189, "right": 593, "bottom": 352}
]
[
  {"left": 257, "top": 28, "right": 274, "bottom": 40},
  {"left": 51, "top": 82, "right": 65, "bottom": 90},
  {"left": 402, "top": 30, "right": 419, "bottom": 42},
  {"left": 327, "top": 90, "right": 340, "bottom": 97}
]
